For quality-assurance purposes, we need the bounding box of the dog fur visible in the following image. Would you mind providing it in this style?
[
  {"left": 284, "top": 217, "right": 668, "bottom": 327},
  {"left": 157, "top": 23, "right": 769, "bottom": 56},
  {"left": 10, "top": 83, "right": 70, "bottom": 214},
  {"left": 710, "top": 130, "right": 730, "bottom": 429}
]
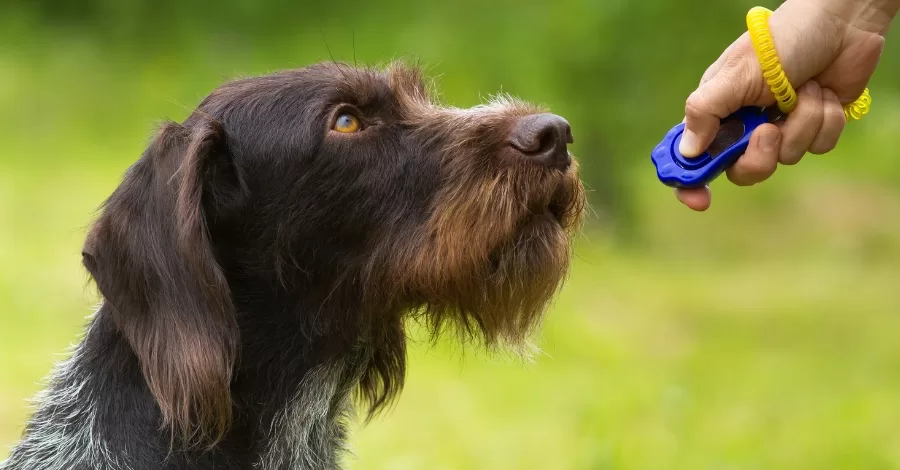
[{"left": 1, "top": 61, "right": 585, "bottom": 470}]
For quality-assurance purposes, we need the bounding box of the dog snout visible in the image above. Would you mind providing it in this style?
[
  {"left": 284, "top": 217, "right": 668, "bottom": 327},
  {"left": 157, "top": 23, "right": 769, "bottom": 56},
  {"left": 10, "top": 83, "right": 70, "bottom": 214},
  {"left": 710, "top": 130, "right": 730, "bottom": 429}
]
[{"left": 508, "top": 113, "right": 573, "bottom": 170}]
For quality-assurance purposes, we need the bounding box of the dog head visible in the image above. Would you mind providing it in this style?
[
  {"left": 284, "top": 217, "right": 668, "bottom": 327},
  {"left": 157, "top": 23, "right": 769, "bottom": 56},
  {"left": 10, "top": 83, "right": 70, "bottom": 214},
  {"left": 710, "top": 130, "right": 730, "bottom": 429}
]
[{"left": 81, "top": 62, "right": 585, "bottom": 446}]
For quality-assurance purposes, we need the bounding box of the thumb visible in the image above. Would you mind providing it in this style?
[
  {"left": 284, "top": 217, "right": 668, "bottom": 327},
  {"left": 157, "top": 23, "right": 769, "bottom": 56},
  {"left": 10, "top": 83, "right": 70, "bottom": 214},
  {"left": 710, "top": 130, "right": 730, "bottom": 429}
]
[{"left": 680, "top": 36, "right": 764, "bottom": 157}]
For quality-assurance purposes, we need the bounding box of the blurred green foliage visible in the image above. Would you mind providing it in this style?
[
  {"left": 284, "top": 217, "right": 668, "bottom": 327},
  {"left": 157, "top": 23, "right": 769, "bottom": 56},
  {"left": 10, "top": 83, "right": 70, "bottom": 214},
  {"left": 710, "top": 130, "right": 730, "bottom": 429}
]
[
  {"left": 12, "top": 0, "right": 900, "bottom": 225},
  {"left": 3, "top": 0, "right": 900, "bottom": 468}
]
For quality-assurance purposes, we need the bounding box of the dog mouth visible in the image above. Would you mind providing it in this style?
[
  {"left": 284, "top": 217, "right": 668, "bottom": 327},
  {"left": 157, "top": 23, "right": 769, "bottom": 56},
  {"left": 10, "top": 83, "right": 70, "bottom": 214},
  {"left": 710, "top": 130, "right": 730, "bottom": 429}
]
[
  {"left": 481, "top": 170, "right": 581, "bottom": 282},
  {"left": 546, "top": 198, "right": 567, "bottom": 222},
  {"left": 523, "top": 172, "right": 579, "bottom": 226},
  {"left": 525, "top": 195, "right": 563, "bottom": 223}
]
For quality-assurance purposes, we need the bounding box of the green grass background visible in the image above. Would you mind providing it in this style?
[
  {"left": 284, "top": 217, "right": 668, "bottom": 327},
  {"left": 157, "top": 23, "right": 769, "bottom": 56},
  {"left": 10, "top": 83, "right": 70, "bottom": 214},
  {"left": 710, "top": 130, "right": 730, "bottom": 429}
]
[{"left": 3, "top": 0, "right": 900, "bottom": 468}]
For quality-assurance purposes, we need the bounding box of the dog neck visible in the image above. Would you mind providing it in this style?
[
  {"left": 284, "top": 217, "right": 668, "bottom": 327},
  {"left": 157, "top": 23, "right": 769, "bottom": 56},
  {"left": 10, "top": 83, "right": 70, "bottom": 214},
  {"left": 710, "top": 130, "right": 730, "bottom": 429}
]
[
  {"left": 231, "top": 280, "right": 379, "bottom": 470},
  {"left": 2, "top": 290, "right": 387, "bottom": 470}
]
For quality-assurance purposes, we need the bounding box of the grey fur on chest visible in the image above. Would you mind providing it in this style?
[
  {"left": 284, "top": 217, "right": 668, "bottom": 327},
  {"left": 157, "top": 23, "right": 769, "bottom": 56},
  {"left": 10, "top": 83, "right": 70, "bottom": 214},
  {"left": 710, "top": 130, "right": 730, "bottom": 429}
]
[
  {"left": 0, "top": 346, "right": 131, "bottom": 470},
  {"left": 2, "top": 352, "right": 366, "bottom": 470},
  {"left": 255, "top": 358, "right": 364, "bottom": 470}
]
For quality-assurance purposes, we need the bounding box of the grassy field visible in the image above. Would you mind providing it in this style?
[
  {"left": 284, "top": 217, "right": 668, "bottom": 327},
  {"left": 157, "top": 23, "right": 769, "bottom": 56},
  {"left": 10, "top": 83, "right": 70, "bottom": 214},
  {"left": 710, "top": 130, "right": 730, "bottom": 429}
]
[{"left": 3, "top": 155, "right": 900, "bottom": 469}]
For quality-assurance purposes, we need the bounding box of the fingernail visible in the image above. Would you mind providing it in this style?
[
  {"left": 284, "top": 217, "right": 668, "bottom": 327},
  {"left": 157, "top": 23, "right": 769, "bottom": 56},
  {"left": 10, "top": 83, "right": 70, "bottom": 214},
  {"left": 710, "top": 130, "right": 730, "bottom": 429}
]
[
  {"left": 760, "top": 129, "right": 779, "bottom": 152},
  {"left": 679, "top": 129, "right": 700, "bottom": 157}
]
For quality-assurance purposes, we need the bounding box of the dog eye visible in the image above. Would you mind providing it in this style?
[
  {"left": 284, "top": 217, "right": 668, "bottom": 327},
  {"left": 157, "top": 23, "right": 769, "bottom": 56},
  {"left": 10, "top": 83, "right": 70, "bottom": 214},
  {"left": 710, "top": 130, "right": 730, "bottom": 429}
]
[{"left": 333, "top": 114, "right": 361, "bottom": 133}]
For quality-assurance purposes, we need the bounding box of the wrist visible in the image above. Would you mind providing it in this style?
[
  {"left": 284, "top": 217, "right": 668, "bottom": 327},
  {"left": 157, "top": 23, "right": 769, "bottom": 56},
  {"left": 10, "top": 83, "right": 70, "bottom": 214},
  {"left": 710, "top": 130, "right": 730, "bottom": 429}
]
[{"left": 816, "top": 0, "right": 900, "bottom": 34}]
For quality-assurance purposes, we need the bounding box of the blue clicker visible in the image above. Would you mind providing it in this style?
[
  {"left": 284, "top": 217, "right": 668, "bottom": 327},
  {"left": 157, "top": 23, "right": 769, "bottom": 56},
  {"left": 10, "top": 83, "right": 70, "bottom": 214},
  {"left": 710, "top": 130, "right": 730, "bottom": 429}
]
[{"left": 651, "top": 106, "right": 775, "bottom": 189}]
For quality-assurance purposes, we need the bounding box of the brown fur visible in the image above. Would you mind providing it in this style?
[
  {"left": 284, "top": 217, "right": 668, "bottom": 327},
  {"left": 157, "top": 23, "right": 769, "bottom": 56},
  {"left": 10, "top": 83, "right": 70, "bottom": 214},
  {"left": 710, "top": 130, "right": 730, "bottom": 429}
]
[{"left": 6, "top": 62, "right": 585, "bottom": 470}]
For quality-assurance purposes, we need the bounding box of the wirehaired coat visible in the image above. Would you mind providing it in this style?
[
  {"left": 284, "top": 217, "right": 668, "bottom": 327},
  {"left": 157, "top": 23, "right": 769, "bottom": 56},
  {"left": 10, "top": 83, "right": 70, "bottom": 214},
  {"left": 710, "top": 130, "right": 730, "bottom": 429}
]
[{"left": 1, "top": 62, "right": 585, "bottom": 470}]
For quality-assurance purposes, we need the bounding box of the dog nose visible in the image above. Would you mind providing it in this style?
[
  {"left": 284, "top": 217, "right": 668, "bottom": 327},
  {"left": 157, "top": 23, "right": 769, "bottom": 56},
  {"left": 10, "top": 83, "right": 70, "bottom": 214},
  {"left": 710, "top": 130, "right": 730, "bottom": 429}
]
[{"left": 508, "top": 113, "right": 574, "bottom": 170}]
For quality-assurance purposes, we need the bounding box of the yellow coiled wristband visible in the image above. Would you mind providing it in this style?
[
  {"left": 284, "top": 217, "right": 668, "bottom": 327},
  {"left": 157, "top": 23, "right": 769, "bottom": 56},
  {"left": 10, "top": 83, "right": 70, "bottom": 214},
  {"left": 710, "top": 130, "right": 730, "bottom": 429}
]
[{"left": 745, "top": 6, "right": 872, "bottom": 121}]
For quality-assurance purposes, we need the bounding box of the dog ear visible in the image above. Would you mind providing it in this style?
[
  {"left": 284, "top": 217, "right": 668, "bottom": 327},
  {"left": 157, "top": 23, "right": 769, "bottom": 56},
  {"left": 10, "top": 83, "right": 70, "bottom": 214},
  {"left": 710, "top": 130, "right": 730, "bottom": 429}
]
[{"left": 82, "top": 117, "right": 241, "bottom": 447}]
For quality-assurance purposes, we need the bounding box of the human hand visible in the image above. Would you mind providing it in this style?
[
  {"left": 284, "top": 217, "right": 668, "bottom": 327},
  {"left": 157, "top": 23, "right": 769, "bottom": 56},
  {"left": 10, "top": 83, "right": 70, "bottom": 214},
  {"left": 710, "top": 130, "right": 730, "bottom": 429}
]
[{"left": 675, "top": 0, "right": 897, "bottom": 211}]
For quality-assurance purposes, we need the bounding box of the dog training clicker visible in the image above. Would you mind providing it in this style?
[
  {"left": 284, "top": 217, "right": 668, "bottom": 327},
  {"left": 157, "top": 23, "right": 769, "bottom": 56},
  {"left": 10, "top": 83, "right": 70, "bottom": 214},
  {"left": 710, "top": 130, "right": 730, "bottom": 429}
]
[{"left": 651, "top": 6, "right": 873, "bottom": 189}]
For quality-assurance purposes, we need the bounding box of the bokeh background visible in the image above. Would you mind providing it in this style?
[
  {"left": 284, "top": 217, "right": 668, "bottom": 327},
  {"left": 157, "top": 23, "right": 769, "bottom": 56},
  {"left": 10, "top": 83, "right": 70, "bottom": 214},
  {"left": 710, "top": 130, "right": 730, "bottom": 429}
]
[{"left": 3, "top": 0, "right": 900, "bottom": 468}]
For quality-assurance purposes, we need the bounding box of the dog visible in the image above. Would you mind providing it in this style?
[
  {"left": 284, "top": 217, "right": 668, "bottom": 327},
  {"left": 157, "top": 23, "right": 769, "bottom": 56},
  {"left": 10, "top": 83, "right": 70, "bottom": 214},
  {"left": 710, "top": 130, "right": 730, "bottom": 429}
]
[{"left": 1, "top": 61, "right": 585, "bottom": 470}]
